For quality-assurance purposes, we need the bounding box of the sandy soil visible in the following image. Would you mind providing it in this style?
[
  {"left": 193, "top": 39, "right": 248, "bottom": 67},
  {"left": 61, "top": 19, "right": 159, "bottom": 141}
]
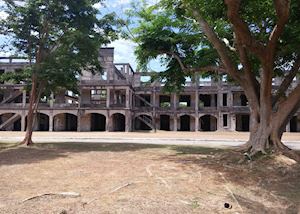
[{"left": 0, "top": 143, "right": 299, "bottom": 214}]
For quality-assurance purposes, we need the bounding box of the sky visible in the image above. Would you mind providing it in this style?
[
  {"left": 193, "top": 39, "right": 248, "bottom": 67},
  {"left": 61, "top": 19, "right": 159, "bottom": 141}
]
[{"left": 0, "top": 0, "right": 162, "bottom": 72}]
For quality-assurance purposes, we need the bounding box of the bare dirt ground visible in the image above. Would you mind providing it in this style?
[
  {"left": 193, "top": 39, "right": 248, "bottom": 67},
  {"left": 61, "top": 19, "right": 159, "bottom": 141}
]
[{"left": 0, "top": 142, "right": 299, "bottom": 214}]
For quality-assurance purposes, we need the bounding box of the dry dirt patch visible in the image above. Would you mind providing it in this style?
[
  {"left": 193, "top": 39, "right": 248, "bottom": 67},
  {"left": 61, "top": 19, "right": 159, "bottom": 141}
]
[{"left": 0, "top": 142, "right": 299, "bottom": 214}]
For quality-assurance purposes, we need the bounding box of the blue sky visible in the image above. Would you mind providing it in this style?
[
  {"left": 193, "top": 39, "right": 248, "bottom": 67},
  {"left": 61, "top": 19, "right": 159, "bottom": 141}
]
[{"left": 0, "top": 0, "right": 162, "bottom": 72}]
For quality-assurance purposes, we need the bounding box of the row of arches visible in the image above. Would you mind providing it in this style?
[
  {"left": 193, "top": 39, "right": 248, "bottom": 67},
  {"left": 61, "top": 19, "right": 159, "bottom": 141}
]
[
  {"left": 1, "top": 112, "right": 300, "bottom": 132},
  {"left": 0, "top": 112, "right": 126, "bottom": 132},
  {"left": 134, "top": 114, "right": 218, "bottom": 131}
]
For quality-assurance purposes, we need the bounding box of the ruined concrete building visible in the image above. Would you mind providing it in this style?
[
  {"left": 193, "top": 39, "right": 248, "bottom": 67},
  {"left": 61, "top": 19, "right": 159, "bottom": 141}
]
[{"left": 0, "top": 48, "right": 299, "bottom": 132}]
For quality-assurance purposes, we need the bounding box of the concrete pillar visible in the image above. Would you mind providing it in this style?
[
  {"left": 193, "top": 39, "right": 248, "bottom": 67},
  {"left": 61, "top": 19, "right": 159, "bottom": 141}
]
[
  {"left": 106, "top": 112, "right": 110, "bottom": 132},
  {"left": 106, "top": 88, "right": 110, "bottom": 108},
  {"left": 49, "top": 114, "right": 53, "bottom": 131},
  {"left": 286, "top": 122, "right": 291, "bottom": 132},
  {"left": 195, "top": 90, "right": 199, "bottom": 132},
  {"left": 126, "top": 88, "right": 130, "bottom": 108},
  {"left": 172, "top": 93, "right": 177, "bottom": 110},
  {"left": 22, "top": 90, "right": 26, "bottom": 107},
  {"left": 21, "top": 115, "right": 26, "bottom": 131},
  {"left": 218, "top": 112, "right": 223, "bottom": 131},
  {"left": 195, "top": 116, "right": 199, "bottom": 132},
  {"left": 50, "top": 92, "right": 54, "bottom": 108},
  {"left": 217, "top": 92, "right": 223, "bottom": 108},
  {"left": 77, "top": 112, "right": 81, "bottom": 132},
  {"left": 228, "top": 91, "right": 233, "bottom": 107},
  {"left": 125, "top": 111, "right": 131, "bottom": 132},
  {"left": 173, "top": 115, "right": 177, "bottom": 131},
  {"left": 230, "top": 114, "right": 236, "bottom": 131}
]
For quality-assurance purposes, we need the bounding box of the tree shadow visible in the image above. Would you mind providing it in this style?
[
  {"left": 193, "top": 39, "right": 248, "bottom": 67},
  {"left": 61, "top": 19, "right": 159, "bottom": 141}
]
[
  {"left": 162, "top": 145, "right": 300, "bottom": 212},
  {"left": 0, "top": 142, "right": 167, "bottom": 167}
]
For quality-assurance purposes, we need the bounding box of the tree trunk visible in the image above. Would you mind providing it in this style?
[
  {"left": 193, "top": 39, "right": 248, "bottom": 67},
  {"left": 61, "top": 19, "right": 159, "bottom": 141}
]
[{"left": 21, "top": 75, "right": 38, "bottom": 146}]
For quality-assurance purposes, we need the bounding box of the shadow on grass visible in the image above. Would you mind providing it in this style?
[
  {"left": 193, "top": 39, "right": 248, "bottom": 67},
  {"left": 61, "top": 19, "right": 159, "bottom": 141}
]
[
  {"left": 0, "top": 142, "right": 168, "bottom": 167},
  {"left": 162, "top": 145, "right": 300, "bottom": 212}
]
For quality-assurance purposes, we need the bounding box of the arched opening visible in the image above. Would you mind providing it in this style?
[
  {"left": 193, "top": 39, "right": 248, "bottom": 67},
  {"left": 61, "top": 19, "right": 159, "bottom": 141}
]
[
  {"left": 0, "top": 113, "right": 21, "bottom": 131},
  {"left": 90, "top": 113, "right": 106, "bottom": 131},
  {"left": 112, "top": 113, "right": 125, "bottom": 131},
  {"left": 134, "top": 115, "right": 152, "bottom": 131},
  {"left": 290, "top": 115, "right": 299, "bottom": 132},
  {"left": 200, "top": 115, "right": 217, "bottom": 131},
  {"left": 180, "top": 115, "right": 190, "bottom": 131},
  {"left": 236, "top": 114, "right": 250, "bottom": 131},
  {"left": 53, "top": 113, "right": 77, "bottom": 131},
  {"left": 160, "top": 115, "right": 170, "bottom": 131},
  {"left": 26, "top": 113, "right": 49, "bottom": 131}
]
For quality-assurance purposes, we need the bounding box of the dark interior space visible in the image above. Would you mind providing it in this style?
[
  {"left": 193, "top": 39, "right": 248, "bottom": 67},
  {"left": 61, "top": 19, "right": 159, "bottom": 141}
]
[{"left": 160, "top": 115, "right": 170, "bottom": 131}]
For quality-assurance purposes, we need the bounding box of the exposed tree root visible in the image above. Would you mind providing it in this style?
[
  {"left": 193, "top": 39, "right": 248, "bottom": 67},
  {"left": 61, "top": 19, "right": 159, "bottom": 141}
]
[{"left": 20, "top": 138, "right": 34, "bottom": 146}]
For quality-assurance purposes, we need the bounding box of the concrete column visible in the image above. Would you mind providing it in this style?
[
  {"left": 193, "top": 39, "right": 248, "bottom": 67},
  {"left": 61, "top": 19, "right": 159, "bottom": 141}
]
[
  {"left": 106, "top": 88, "right": 110, "bottom": 108},
  {"left": 126, "top": 88, "right": 130, "bottom": 108},
  {"left": 172, "top": 93, "right": 177, "bottom": 110},
  {"left": 49, "top": 114, "right": 53, "bottom": 131},
  {"left": 22, "top": 90, "right": 26, "bottom": 107},
  {"left": 173, "top": 115, "right": 177, "bottom": 131},
  {"left": 218, "top": 112, "right": 223, "bottom": 131},
  {"left": 125, "top": 111, "right": 131, "bottom": 132},
  {"left": 286, "top": 122, "right": 291, "bottom": 132},
  {"left": 106, "top": 111, "right": 110, "bottom": 132},
  {"left": 21, "top": 115, "right": 26, "bottom": 131},
  {"left": 50, "top": 92, "right": 54, "bottom": 108},
  {"left": 228, "top": 91, "right": 233, "bottom": 107},
  {"left": 195, "top": 90, "right": 199, "bottom": 132},
  {"left": 195, "top": 116, "right": 199, "bottom": 132},
  {"left": 77, "top": 112, "right": 81, "bottom": 132},
  {"left": 230, "top": 114, "right": 236, "bottom": 131},
  {"left": 217, "top": 92, "right": 223, "bottom": 108}
]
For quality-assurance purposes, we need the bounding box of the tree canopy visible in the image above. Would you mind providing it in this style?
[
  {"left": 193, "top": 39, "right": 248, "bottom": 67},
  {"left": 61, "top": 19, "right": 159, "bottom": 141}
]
[
  {"left": 0, "top": 0, "right": 118, "bottom": 145},
  {"left": 126, "top": 0, "right": 300, "bottom": 159}
]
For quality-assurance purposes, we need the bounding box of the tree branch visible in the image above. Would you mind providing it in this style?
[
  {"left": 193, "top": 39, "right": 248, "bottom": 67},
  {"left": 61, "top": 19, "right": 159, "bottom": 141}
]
[
  {"left": 224, "top": 0, "right": 266, "bottom": 60},
  {"left": 273, "top": 82, "right": 300, "bottom": 127},
  {"left": 273, "top": 57, "right": 300, "bottom": 105},
  {"left": 235, "top": 35, "right": 260, "bottom": 109},
  {"left": 267, "top": 0, "right": 290, "bottom": 57},
  {"left": 191, "top": 9, "right": 243, "bottom": 82},
  {"left": 163, "top": 51, "right": 226, "bottom": 74}
]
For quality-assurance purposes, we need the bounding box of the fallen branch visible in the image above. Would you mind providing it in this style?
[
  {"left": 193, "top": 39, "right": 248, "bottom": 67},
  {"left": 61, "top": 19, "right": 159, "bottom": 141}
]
[
  {"left": 110, "top": 182, "right": 132, "bottom": 193},
  {"left": 22, "top": 192, "right": 81, "bottom": 202}
]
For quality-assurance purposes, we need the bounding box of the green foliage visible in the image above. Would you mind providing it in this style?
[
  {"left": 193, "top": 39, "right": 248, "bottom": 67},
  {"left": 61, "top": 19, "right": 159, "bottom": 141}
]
[
  {"left": 126, "top": 0, "right": 300, "bottom": 92},
  {"left": 0, "top": 0, "right": 118, "bottom": 95}
]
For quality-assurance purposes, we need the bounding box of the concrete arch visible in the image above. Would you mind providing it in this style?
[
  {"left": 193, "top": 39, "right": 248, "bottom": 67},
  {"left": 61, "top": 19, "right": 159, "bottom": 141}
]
[
  {"left": 84, "top": 110, "right": 108, "bottom": 118},
  {"left": 199, "top": 114, "right": 217, "bottom": 131},
  {"left": 0, "top": 110, "right": 22, "bottom": 115},
  {"left": 0, "top": 112, "right": 22, "bottom": 131},
  {"left": 52, "top": 111, "right": 78, "bottom": 118},
  {"left": 134, "top": 114, "right": 153, "bottom": 131},
  {"left": 53, "top": 113, "right": 77, "bottom": 131},
  {"left": 179, "top": 114, "right": 194, "bottom": 131},
  {"left": 135, "top": 112, "right": 152, "bottom": 118},
  {"left": 81, "top": 113, "right": 106, "bottom": 131},
  {"left": 25, "top": 112, "right": 49, "bottom": 131},
  {"left": 111, "top": 113, "right": 125, "bottom": 132},
  {"left": 159, "top": 114, "right": 171, "bottom": 131}
]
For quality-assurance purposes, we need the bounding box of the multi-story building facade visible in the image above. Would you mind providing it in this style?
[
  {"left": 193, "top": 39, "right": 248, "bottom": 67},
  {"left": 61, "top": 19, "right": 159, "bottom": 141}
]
[{"left": 0, "top": 48, "right": 300, "bottom": 132}]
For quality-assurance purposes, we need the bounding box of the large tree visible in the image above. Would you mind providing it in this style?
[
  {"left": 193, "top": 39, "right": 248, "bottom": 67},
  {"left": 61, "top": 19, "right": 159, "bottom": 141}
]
[
  {"left": 127, "top": 0, "right": 300, "bottom": 159},
  {"left": 0, "top": 0, "right": 117, "bottom": 145}
]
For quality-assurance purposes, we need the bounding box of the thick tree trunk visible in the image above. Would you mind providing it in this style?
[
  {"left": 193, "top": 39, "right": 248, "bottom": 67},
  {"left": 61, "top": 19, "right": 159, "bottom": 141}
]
[{"left": 21, "top": 76, "right": 38, "bottom": 146}]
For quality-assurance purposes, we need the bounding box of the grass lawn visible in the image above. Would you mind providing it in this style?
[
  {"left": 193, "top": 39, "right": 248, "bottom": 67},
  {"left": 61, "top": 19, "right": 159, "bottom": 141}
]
[{"left": 0, "top": 142, "right": 299, "bottom": 213}]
